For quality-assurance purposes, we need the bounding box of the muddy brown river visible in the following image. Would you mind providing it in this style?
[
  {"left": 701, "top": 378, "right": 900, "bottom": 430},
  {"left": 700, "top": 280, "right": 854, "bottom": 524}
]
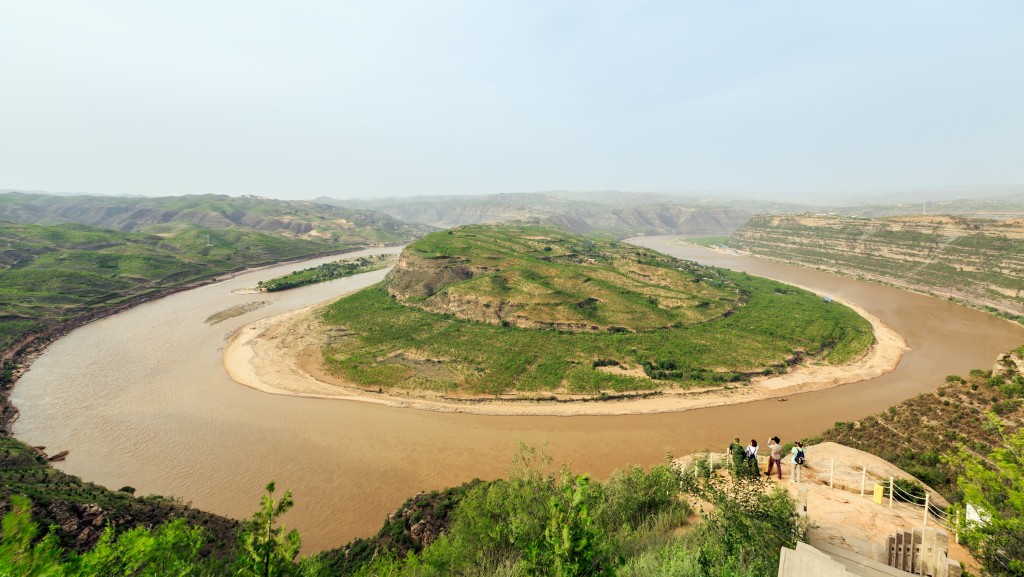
[{"left": 12, "top": 239, "right": 1024, "bottom": 551}]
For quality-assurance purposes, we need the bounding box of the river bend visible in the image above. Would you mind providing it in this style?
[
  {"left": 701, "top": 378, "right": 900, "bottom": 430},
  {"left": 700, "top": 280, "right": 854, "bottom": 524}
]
[{"left": 12, "top": 240, "right": 1024, "bottom": 550}]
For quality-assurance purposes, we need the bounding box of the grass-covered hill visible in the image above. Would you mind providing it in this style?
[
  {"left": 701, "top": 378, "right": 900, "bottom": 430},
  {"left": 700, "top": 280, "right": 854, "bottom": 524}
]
[
  {"left": 386, "top": 225, "right": 745, "bottom": 331},
  {"left": 320, "top": 225, "right": 873, "bottom": 396},
  {"left": 0, "top": 221, "right": 353, "bottom": 354},
  {"left": 0, "top": 191, "right": 432, "bottom": 243},
  {"left": 729, "top": 214, "right": 1024, "bottom": 321}
]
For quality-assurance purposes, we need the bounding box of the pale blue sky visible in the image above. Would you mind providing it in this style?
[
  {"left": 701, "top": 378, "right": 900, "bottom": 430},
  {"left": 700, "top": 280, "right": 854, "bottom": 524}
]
[{"left": 2, "top": 1, "right": 1022, "bottom": 201}]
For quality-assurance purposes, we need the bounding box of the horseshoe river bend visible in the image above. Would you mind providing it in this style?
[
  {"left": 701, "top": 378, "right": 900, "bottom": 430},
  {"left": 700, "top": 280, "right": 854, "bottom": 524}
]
[{"left": 11, "top": 239, "right": 1024, "bottom": 551}]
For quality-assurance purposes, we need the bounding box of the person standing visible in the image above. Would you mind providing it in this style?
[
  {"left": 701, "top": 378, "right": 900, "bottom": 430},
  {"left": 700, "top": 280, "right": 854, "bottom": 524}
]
[
  {"left": 726, "top": 437, "right": 744, "bottom": 472},
  {"left": 744, "top": 439, "right": 759, "bottom": 473},
  {"left": 765, "top": 436, "right": 783, "bottom": 479},
  {"left": 791, "top": 441, "right": 807, "bottom": 483}
]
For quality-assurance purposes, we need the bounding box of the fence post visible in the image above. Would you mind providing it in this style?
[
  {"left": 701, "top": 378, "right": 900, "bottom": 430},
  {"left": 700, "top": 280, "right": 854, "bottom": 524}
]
[
  {"left": 923, "top": 492, "right": 930, "bottom": 527},
  {"left": 829, "top": 459, "right": 835, "bottom": 489},
  {"left": 861, "top": 466, "right": 867, "bottom": 496},
  {"left": 889, "top": 477, "right": 894, "bottom": 509}
]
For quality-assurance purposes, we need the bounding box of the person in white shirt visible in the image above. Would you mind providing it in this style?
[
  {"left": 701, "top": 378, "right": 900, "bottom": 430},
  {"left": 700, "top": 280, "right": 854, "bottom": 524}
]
[{"left": 744, "top": 439, "right": 759, "bottom": 473}]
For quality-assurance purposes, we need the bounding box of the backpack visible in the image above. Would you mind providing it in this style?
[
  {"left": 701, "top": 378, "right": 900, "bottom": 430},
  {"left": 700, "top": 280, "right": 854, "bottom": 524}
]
[{"left": 795, "top": 449, "right": 805, "bottom": 465}]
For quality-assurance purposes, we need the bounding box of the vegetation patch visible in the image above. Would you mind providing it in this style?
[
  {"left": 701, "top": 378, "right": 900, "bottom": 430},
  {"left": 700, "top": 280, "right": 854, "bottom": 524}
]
[
  {"left": 321, "top": 225, "right": 873, "bottom": 396},
  {"left": 0, "top": 221, "right": 368, "bottom": 354},
  {"left": 257, "top": 254, "right": 395, "bottom": 292},
  {"left": 205, "top": 301, "right": 270, "bottom": 325}
]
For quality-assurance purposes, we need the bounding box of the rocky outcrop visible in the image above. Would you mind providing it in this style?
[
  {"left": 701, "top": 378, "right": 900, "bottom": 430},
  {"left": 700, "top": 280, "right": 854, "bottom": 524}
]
[
  {"left": 993, "top": 348, "right": 1024, "bottom": 379},
  {"left": 384, "top": 252, "right": 491, "bottom": 300},
  {"left": 731, "top": 214, "right": 1024, "bottom": 317},
  {"left": 316, "top": 480, "right": 484, "bottom": 576},
  {"left": 47, "top": 501, "right": 125, "bottom": 548}
]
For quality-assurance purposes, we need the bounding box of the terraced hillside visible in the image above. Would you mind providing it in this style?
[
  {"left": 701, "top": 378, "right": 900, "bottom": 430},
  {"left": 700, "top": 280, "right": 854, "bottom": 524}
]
[
  {"left": 321, "top": 225, "right": 872, "bottom": 395},
  {"left": 730, "top": 214, "right": 1024, "bottom": 319}
]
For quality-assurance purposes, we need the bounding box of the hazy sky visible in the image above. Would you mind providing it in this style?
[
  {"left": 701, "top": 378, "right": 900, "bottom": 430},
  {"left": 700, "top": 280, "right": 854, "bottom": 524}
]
[{"left": 2, "top": 2, "right": 1022, "bottom": 201}]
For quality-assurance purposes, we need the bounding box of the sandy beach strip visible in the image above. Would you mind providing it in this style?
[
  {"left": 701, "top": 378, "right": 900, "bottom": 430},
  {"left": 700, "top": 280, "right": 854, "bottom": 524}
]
[{"left": 222, "top": 294, "right": 909, "bottom": 417}]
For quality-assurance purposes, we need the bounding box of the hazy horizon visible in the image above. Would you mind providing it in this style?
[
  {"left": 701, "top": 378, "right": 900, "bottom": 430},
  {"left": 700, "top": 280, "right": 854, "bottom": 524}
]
[{"left": 2, "top": 2, "right": 1023, "bottom": 202}]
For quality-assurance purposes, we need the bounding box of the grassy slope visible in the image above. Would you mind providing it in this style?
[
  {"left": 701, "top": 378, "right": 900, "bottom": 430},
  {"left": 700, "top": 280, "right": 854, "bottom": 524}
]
[
  {"left": 0, "top": 221, "right": 356, "bottom": 353},
  {"left": 321, "top": 226, "right": 873, "bottom": 395},
  {"left": 808, "top": 346, "right": 1024, "bottom": 502}
]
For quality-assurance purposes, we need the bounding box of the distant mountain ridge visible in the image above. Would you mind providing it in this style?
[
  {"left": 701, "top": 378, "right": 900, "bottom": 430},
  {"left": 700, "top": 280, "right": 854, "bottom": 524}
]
[
  {"left": 0, "top": 192, "right": 432, "bottom": 244},
  {"left": 316, "top": 191, "right": 753, "bottom": 236}
]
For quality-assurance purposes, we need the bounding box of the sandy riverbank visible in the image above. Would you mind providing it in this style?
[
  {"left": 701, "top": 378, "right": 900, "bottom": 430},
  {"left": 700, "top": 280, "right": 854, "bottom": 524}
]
[{"left": 222, "top": 288, "right": 909, "bottom": 416}]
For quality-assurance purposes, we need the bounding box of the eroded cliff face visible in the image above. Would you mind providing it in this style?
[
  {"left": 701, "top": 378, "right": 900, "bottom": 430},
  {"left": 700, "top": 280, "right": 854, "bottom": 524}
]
[
  {"left": 384, "top": 251, "right": 493, "bottom": 301},
  {"left": 383, "top": 251, "right": 590, "bottom": 330},
  {"left": 731, "top": 214, "right": 1024, "bottom": 316}
]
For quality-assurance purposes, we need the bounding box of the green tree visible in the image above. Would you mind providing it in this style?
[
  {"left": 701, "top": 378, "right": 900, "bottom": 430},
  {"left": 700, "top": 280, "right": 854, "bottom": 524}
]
[
  {"left": 0, "top": 496, "right": 65, "bottom": 577},
  {"left": 949, "top": 415, "right": 1024, "bottom": 576},
  {"left": 526, "top": 475, "right": 617, "bottom": 577},
  {"left": 681, "top": 461, "right": 803, "bottom": 577},
  {"left": 236, "top": 481, "right": 302, "bottom": 577},
  {"left": 70, "top": 519, "right": 205, "bottom": 577}
]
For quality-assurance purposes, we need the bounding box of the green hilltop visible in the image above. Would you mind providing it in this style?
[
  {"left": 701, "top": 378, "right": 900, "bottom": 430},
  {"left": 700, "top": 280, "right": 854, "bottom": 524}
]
[{"left": 321, "top": 225, "right": 874, "bottom": 396}]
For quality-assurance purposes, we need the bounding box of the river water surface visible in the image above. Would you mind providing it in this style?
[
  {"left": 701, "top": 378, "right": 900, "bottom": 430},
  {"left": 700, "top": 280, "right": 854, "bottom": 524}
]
[{"left": 12, "top": 239, "right": 1024, "bottom": 551}]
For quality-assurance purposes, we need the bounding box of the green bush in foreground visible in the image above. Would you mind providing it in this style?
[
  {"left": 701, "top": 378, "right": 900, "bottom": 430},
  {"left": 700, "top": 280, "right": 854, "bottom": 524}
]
[
  {"left": 947, "top": 416, "right": 1024, "bottom": 577},
  {"left": 1, "top": 450, "right": 803, "bottom": 577}
]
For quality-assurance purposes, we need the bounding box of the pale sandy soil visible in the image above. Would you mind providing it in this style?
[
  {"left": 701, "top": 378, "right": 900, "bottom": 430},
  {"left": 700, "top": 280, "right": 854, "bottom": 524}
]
[{"left": 221, "top": 288, "right": 909, "bottom": 416}]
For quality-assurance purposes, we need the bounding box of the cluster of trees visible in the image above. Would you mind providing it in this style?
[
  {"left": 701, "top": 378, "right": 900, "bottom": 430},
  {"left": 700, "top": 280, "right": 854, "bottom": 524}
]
[{"left": 257, "top": 256, "right": 389, "bottom": 292}]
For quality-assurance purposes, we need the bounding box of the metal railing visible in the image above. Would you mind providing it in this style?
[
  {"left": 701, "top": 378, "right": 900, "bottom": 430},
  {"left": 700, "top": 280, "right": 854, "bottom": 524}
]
[{"left": 674, "top": 451, "right": 960, "bottom": 540}]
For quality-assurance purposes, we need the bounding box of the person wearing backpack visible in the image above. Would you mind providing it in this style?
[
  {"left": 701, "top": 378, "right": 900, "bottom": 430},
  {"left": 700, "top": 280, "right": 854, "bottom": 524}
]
[
  {"left": 791, "top": 441, "right": 807, "bottom": 483},
  {"left": 744, "top": 439, "right": 759, "bottom": 474}
]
